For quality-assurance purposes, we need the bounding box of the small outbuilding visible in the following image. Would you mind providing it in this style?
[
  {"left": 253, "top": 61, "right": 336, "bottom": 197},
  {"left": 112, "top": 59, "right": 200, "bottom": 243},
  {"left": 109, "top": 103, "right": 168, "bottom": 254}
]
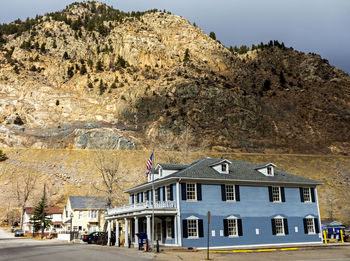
[{"left": 321, "top": 220, "right": 345, "bottom": 242}]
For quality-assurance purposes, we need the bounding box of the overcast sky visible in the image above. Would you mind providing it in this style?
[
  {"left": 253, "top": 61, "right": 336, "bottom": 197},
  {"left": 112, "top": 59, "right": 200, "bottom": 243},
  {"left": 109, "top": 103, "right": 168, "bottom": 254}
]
[{"left": 1, "top": 0, "right": 349, "bottom": 74}]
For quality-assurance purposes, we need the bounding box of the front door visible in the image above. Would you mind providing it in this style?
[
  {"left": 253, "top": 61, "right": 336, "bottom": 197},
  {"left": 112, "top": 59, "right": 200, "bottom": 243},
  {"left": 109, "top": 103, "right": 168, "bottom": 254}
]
[{"left": 155, "top": 222, "right": 162, "bottom": 241}]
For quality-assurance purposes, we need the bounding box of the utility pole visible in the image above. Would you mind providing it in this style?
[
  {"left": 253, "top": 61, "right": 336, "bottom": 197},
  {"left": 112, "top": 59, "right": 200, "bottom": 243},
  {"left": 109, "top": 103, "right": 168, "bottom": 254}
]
[
  {"left": 41, "top": 183, "right": 46, "bottom": 239},
  {"left": 207, "top": 211, "right": 211, "bottom": 260}
]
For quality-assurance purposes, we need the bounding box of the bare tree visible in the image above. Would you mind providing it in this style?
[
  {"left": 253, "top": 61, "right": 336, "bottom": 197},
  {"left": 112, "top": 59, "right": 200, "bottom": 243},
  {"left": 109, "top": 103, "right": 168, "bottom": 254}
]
[
  {"left": 92, "top": 151, "right": 129, "bottom": 208},
  {"left": 9, "top": 170, "right": 38, "bottom": 228}
]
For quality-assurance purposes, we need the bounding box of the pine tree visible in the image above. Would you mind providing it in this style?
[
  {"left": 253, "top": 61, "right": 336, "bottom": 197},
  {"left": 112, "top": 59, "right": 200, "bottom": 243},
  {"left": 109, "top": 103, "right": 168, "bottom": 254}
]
[
  {"left": 209, "top": 32, "right": 216, "bottom": 40},
  {"left": 183, "top": 48, "right": 190, "bottom": 63},
  {"left": 30, "top": 197, "right": 52, "bottom": 232},
  {"left": 0, "top": 150, "right": 7, "bottom": 161}
]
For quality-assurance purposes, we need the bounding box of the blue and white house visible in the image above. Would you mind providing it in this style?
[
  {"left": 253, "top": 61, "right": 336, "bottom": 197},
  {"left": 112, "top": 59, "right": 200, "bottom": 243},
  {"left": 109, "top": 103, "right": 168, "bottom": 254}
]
[{"left": 105, "top": 158, "right": 323, "bottom": 248}]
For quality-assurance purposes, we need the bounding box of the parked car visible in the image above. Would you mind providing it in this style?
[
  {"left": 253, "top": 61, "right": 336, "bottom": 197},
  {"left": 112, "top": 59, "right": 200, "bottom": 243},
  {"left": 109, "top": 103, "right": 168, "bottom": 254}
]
[
  {"left": 14, "top": 229, "right": 24, "bottom": 237},
  {"left": 96, "top": 232, "right": 116, "bottom": 246},
  {"left": 82, "top": 232, "right": 104, "bottom": 244}
]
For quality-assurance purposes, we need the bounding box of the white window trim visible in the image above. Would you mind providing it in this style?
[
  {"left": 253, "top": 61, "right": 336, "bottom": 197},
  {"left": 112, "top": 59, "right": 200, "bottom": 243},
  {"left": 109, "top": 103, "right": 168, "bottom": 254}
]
[
  {"left": 221, "top": 163, "right": 229, "bottom": 174},
  {"left": 305, "top": 216, "right": 316, "bottom": 234},
  {"left": 225, "top": 185, "right": 236, "bottom": 202},
  {"left": 303, "top": 188, "right": 312, "bottom": 203},
  {"left": 274, "top": 217, "right": 285, "bottom": 236},
  {"left": 187, "top": 219, "right": 199, "bottom": 239},
  {"left": 272, "top": 186, "right": 281, "bottom": 203},
  {"left": 227, "top": 217, "right": 239, "bottom": 237},
  {"left": 186, "top": 183, "right": 197, "bottom": 201}
]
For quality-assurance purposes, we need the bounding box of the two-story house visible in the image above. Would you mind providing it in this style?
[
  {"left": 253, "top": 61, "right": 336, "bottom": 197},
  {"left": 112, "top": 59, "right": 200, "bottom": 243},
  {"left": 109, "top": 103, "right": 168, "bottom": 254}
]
[
  {"left": 22, "top": 207, "right": 63, "bottom": 234},
  {"left": 62, "top": 196, "right": 107, "bottom": 234},
  {"left": 105, "top": 158, "right": 323, "bottom": 248}
]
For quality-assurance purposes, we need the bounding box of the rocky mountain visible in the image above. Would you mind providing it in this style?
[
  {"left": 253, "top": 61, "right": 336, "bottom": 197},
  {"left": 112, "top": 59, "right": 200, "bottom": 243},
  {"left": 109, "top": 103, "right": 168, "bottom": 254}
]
[{"left": 1, "top": 1, "right": 350, "bottom": 154}]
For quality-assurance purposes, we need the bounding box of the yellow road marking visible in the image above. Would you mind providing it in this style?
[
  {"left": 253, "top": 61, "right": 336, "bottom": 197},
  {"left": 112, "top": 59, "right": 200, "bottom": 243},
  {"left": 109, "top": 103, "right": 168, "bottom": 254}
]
[
  {"left": 209, "top": 251, "right": 229, "bottom": 253},
  {"left": 257, "top": 249, "right": 277, "bottom": 252},
  {"left": 280, "top": 248, "right": 298, "bottom": 251},
  {"left": 232, "top": 250, "right": 253, "bottom": 253}
]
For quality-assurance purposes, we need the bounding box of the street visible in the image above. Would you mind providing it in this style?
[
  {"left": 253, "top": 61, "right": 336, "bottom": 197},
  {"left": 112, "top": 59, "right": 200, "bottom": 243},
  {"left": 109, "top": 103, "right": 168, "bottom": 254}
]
[{"left": 1, "top": 228, "right": 350, "bottom": 261}]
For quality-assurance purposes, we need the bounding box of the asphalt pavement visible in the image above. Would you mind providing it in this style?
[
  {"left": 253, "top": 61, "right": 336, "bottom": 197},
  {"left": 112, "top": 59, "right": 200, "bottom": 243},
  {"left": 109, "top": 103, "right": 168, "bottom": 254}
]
[{"left": 0, "top": 228, "right": 154, "bottom": 261}]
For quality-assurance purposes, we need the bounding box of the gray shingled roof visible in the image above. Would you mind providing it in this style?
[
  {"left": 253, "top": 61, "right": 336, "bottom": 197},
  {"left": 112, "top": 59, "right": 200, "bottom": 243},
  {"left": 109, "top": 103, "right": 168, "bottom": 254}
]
[
  {"left": 167, "top": 158, "right": 321, "bottom": 185},
  {"left": 158, "top": 163, "right": 188, "bottom": 170},
  {"left": 125, "top": 158, "right": 321, "bottom": 192},
  {"left": 69, "top": 196, "right": 107, "bottom": 210}
]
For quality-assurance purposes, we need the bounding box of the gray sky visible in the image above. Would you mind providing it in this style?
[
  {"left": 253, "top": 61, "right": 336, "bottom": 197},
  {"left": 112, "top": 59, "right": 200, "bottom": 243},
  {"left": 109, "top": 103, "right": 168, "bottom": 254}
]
[{"left": 1, "top": 0, "right": 349, "bottom": 75}]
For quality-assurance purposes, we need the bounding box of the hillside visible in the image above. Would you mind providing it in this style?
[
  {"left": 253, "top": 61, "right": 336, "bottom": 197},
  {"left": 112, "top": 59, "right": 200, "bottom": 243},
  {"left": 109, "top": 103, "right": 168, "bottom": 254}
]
[
  {"left": 0, "top": 148, "right": 349, "bottom": 225},
  {"left": 0, "top": 1, "right": 349, "bottom": 154}
]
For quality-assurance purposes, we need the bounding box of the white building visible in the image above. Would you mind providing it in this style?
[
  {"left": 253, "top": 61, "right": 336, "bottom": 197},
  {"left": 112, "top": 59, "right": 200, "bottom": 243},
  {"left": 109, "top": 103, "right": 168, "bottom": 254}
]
[{"left": 22, "top": 207, "right": 63, "bottom": 234}]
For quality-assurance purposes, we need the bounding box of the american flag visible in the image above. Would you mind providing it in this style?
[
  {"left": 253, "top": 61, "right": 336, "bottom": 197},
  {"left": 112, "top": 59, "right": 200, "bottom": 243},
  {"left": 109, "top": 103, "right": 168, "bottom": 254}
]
[{"left": 145, "top": 151, "right": 153, "bottom": 176}]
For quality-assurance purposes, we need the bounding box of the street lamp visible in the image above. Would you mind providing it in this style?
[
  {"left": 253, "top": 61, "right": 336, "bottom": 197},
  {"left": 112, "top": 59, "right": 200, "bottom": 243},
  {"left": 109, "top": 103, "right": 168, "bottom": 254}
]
[{"left": 70, "top": 212, "right": 74, "bottom": 241}]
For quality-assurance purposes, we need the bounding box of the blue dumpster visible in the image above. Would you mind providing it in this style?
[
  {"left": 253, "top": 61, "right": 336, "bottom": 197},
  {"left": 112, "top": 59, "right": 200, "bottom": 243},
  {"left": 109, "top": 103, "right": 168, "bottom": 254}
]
[{"left": 136, "top": 232, "right": 148, "bottom": 250}]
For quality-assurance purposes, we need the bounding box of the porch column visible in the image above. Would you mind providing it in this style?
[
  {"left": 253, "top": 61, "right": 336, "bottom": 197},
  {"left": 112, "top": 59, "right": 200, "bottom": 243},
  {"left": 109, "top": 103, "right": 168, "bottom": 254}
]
[
  {"left": 115, "top": 220, "right": 119, "bottom": 246},
  {"left": 146, "top": 215, "right": 151, "bottom": 246},
  {"left": 107, "top": 220, "right": 111, "bottom": 246},
  {"left": 174, "top": 216, "right": 178, "bottom": 245},
  {"left": 134, "top": 217, "right": 139, "bottom": 247},
  {"left": 124, "top": 218, "right": 129, "bottom": 247}
]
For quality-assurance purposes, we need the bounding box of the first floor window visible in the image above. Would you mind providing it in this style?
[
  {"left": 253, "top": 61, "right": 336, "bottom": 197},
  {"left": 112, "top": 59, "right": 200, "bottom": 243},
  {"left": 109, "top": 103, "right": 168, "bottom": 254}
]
[
  {"left": 274, "top": 218, "right": 284, "bottom": 235},
  {"left": 306, "top": 218, "right": 315, "bottom": 233},
  {"left": 272, "top": 217, "right": 288, "bottom": 236},
  {"left": 227, "top": 219, "right": 238, "bottom": 236},
  {"left": 225, "top": 185, "right": 235, "bottom": 201},
  {"left": 186, "top": 183, "right": 197, "bottom": 200},
  {"left": 166, "top": 220, "right": 172, "bottom": 238},
  {"left": 187, "top": 219, "right": 198, "bottom": 238}
]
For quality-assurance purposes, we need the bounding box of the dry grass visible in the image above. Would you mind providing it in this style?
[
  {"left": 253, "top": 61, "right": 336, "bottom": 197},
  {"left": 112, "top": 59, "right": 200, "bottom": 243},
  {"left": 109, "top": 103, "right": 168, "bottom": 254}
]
[{"left": 0, "top": 148, "right": 349, "bottom": 225}]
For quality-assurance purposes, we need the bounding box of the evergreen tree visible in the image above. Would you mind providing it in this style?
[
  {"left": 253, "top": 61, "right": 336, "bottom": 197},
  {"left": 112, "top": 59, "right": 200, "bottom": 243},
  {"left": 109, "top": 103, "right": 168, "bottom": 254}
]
[
  {"left": 183, "top": 48, "right": 190, "bottom": 63},
  {"left": 30, "top": 197, "right": 52, "bottom": 232},
  {"left": 63, "top": 51, "right": 69, "bottom": 60},
  {"left": 0, "top": 149, "right": 7, "bottom": 161},
  {"left": 209, "top": 31, "right": 216, "bottom": 40},
  {"left": 80, "top": 64, "right": 87, "bottom": 75}
]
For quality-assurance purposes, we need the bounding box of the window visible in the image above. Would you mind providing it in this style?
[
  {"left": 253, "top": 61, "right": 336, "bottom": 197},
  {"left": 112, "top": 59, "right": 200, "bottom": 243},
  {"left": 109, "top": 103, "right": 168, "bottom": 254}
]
[
  {"left": 274, "top": 218, "right": 284, "bottom": 235},
  {"left": 78, "top": 211, "right": 83, "bottom": 219},
  {"left": 134, "top": 194, "right": 138, "bottom": 204},
  {"left": 267, "top": 167, "right": 272, "bottom": 175},
  {"left": 305, "top": 218, "right": 315, "bottom": 234},
  {"left": 303, "top": 188, "right": 311, "bottom": 202},
  {"left": 225, "top": 185, "right": 235, "bottom": 201},
  {"left": 143, "top": 192, "right": 147, "bottom": 202},
  {"left": 227, "top": 219, "right": 238, "bottom": 236},
  {"left": 155, "top": 188, "right": 160, "bottom": 202},
  {"left": 186, "top": 183, "right": 197, "bottom": 200},
  {"left": 166, "top": 220, "right": 172, "bottom": 238},
  {"left": 221, "top": 164, "right": 227, "bottom": 172},
  {"left": 272, "top": 186, "right": 281, "bottom": 202},
  {"left": 89, "top": 210, "right": 98, "bottom": 219},
  {"left": 166, "top": 185, "right": 171, "bottom": 201},
  {"left": 187, "top": 219, "right": 198, "bottom": 238}
]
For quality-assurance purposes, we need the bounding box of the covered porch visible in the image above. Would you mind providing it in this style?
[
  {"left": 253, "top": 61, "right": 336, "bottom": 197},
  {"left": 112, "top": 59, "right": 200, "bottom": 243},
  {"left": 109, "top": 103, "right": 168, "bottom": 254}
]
[{"left": 105, "top": 201, "right": 180, "bottom": 247}]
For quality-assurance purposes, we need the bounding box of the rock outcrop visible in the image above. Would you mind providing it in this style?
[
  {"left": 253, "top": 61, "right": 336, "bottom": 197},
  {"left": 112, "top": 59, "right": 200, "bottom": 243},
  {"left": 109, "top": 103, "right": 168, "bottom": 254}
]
[{"left": 0, "top": 1, "right": 349, "bottom": 154}]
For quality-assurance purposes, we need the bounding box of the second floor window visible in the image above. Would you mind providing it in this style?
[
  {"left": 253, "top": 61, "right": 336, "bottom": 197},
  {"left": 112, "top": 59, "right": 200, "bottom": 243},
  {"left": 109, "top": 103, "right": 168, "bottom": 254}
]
[
  {"left": 303, "top": 188, "right": 311, "bottom": 202},
  {"left": 78, "top": 211, "right": 83, "bottom": 219},
  {"left": 89, "top": 210, "right": 97, "bottom": 219},
  {"left": 166, "top": 185, "right": 171, "bottom": 201},
  {"left": 225, "top": 185, "right": 235, "bottom": 201},
  {"left": 186, "top": 183, "right": 196, "bottom": 200},
  {"left": 272, "top": 186, "right": 281, "bottom": 202}
]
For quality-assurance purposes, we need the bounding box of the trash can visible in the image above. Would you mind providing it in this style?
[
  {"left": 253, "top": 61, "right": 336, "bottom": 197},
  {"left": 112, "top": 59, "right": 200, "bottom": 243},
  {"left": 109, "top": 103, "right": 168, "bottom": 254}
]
[{"left": 136, "top": 232, "right": 148, "bottom": 250}]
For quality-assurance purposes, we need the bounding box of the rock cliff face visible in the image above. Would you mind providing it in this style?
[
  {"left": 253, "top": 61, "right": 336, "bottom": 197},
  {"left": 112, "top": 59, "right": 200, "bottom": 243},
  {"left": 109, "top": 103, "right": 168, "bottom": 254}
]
[{"left": 0, "top": 1, "right": 349, "bottom": 154}]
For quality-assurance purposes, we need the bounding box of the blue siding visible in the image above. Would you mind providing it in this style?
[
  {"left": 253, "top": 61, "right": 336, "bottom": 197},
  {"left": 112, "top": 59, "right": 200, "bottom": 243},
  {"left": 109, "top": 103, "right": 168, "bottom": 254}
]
[{"left": 180, "top": 184, "right": 321, "bottom": 247}]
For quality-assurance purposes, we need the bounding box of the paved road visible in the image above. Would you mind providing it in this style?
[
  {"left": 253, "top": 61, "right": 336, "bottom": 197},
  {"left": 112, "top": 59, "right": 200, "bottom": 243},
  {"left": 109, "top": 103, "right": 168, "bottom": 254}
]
[{"left": 0, "top": 228, "right": 154, "bottom": 261}]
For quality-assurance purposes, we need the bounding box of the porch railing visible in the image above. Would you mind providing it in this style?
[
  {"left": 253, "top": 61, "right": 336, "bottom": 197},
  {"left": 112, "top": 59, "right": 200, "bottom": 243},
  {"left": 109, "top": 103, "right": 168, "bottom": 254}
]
[{"left": 106, "top": 200, "right": 176, "bottom": 216}]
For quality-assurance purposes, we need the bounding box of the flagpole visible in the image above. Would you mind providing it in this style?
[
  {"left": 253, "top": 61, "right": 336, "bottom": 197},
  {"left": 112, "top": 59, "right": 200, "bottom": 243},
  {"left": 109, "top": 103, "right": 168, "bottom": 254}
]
[{"left": 151, "top": 148, "right": 155, "bottom": 252}]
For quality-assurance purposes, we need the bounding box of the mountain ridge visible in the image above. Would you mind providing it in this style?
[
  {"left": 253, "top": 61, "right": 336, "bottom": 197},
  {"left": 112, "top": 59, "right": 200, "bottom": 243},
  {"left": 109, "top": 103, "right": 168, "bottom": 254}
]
[{"left": 0, "top": 1, "right": 349, "bottom": 154}]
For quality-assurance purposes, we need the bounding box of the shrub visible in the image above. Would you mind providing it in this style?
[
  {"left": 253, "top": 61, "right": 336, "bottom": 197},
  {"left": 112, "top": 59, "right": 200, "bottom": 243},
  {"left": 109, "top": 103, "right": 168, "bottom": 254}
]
[
  {"left": 63, "top": 51, "right": 69, "bottom": 60},
  {"left": 209, "top": 32, "right": 216, "bottom": 40}
]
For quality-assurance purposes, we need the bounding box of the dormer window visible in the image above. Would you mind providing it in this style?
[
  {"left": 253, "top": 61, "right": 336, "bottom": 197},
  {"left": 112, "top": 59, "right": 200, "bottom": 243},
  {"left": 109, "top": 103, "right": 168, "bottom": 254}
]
[
  {"left": 255, "top": 162, "right": 276, "bottom": 176},
  {"left": 267, "top": 167, "right": 272, "bottom": 175},
  {"left": 221, "top": 164, "right": 227, "bottom": 173}
]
